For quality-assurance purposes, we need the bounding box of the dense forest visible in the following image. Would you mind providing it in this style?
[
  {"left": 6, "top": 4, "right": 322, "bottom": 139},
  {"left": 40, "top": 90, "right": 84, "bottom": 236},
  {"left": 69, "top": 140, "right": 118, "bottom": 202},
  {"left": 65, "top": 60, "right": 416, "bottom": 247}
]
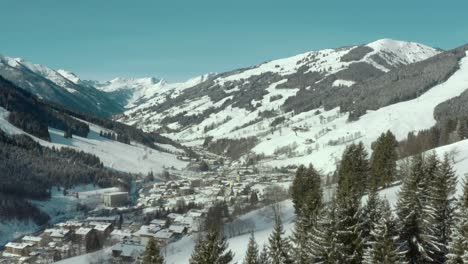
[
  {"left": 184, "top": 137, "right": 468, "bottom": 263},
  {"left": 0, "top": 128, "right": 132, "bottom": 225},
  {"left": 0, "top": 75, "right": 194, "bottom": 157}
]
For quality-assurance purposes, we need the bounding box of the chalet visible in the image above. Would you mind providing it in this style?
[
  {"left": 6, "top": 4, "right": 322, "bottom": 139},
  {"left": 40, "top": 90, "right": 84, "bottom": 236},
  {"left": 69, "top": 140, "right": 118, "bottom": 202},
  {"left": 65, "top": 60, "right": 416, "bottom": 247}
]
[
  {"left": 21, "top": 236, "right": 42, "bottom": 246},
  {"left": 3, "top": 242, "right": 33, "bottom": 257},
  {"left": 89, "top": 222, "right": 113, "bottom": 238},
  {"left": 154, "top": 229, "right": 174, "bottom": 245},
  {"left": 134, "top": 225, "right": 161, "bottom": 245},
  {"left": 110, "top": 229, "right": 133, "bottom": 242},
  {"left": 56, "top": 220, "right": 83, "bottom": 230},
  {"left": 43, "top": 228, "right": 72, "bottom": 242},
  {"left": 111, "top": 243, "right": 145, "bottom": 262},
  {"left": 168, "top": 224, "right": 187, "bottom": 236},
  {"left": 149, "top": 219, "right": 167, "bottom": 228},
  {"left": 74, "top": 227, "right": 93, "bottom": 243}
]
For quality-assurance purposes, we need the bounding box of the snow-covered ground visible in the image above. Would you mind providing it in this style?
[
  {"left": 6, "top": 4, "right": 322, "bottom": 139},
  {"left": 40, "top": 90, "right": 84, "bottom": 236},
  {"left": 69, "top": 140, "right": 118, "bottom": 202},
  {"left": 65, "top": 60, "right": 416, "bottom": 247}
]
[
  {"left": 159, "top": 50, "right": 468, "bottom": 175},
  {"left": 164, "top": 200, "right": 295, "bottom": 264},
  {"left": 0, "top": 107, "right": 187, "bottom": 174}
]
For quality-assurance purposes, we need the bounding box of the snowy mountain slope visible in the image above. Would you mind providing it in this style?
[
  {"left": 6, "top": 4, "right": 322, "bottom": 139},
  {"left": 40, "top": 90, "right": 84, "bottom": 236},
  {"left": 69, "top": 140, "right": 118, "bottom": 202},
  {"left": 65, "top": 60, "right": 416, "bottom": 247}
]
[
  {"left": 118, "top": 39, "right": 440, "bottom": 136},
  {"left": 0, "top": 106, "right": 187, "bottom": 174},
  {"left": 0, "top": 54, "right": 123, "bottom": 117},
  {"left": 93, "top": 74, "right": 214, "bottom": 109}
]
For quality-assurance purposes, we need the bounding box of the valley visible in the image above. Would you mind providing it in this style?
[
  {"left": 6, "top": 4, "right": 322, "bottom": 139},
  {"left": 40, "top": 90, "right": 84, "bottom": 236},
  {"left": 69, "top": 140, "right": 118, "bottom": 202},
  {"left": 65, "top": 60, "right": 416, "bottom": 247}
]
[{"left": 2, "top": 37, "right": 468, "bottom": 263}]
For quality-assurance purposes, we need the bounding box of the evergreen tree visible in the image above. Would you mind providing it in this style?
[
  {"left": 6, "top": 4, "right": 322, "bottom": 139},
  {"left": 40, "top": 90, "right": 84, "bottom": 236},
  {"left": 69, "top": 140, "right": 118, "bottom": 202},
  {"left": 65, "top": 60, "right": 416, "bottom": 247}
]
[
  {"left": 361, "top": 188, "right": 384, "bottom": 241},
  {"left": 426, "top": 154, "right": 457, "bottom": 263},
  {"left": 447, "top": 179, "right": 468, "bottom": 263},
  {"left": 370, "top": 131, "right": 398, "bottom": 189},
  {"left": 258, "top": 245, "right": 270, "bottom": 264},
  {"left": 268, "top": 212, "right": 293, "bottom": 264},
  {"left": 362, "top": 200, "right": 402, "bottom": 264},
  {"left": 142, "top": 238, "right": 164, "bottom": 264},
  {"left": 309, "top": 206, "right": 339, "bottom": 263},
  {"left": 243, "top": 232, "right": 259, "bottom": 264},
  {"left": 291, "top": 214, "right": 311, "bottom": 264},
  {"left": 334, "top": 193, "right": 364, "bottom": 264},
  {"left": 337, "top": 142, "right": 369, "bottom": 199},
  {"left": 396, "top": 155, "right": 436, "bottom": 263},
  {"left": 189, "top": 229, "right": 233, "bottom": 264}
]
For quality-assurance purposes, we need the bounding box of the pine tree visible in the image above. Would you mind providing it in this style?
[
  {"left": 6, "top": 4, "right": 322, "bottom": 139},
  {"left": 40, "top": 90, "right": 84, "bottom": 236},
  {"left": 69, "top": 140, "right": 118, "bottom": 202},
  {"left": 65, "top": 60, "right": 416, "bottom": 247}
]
[
  {"left": 291, "top": 214, "right": 311, "bottom": 264},
  {"left": 268, "top": 212, "right": 293, "bottom": 264},
  {"left": 362, "top": 200, "right": 402, "bottom": 264},
  {"left": 337, "top": 142, "right": 369, "bottom": 199},
  {"left": 244, "top": 232, "right": 259, "bottom": 264},
  {"left": 189, "top": 230, "right": 233, "bottom": 264},
  {"left": 361, "top": 188, "right": 384, "bottom": 241},
  {"left": 370, "top": 131, "right": 397, "bottom": 189},
  {"left": 258, "top": 245, "right": 270, "bottom": 264},
  {"left": 142, "top": 238, "right": 165, "bottom": 264},
  {"left": 292, "top": 164, "right": 322, "bottom": 218},
  {"left": 309, "top": 206, "right": 339, "bottom": 263},
  {"left": 426, "top": 154, "right": 457, "bottom": 263},
  {"left": 334, "top": 193, "right": 364, "bottom": 264},
  {"left": 396, "top": 155, "right": 436, "bottom": 263},
  {"left": 447, "top": 179, "right": 468, "bottom": 263}
]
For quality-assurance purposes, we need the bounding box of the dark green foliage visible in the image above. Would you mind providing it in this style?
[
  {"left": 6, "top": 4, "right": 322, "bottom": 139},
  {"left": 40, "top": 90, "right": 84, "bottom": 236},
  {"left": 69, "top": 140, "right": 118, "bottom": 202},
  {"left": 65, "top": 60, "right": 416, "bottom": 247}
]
[
  {"left": 337, "top": 142, "right": 370, "bottom": 200},
  {"left": 258, "top": 245, "right": 269, "bottom": 264},
  {"left": 396, "top": 155, "right": 436, "bottom": 263},
  {"left": 291, "top": 165, "right": 322, "bottom": 218},
  {"left": 189, "top": 230, "right": 234, "bottom": 264},
  {"left": 142, "top": 238, "right": 165, "bottom": 264},
  {"left": 370, "top": 131, "right": 398, "bottom": 189},
  {"left": 268, "top": 212, "right": 293, "bottom": 264},
  {"left": 270, "top": 116, "right": 286, "bottom": 127},
  {"left": 447, "top": 179, "right": 468, "bottom": 263},
  {"left": 363, "top": 200, "right": 402, "bottom": 264},
  {"left": 0, "top": 129, "right": 130, "bottom": 224},
  {"left": 243, "top": 232, "right": 259, "bottom": 264},
  {"left": 205, "top": 137, "right": 258, "bottom": 160},
  {"left": 340, "top": 46, "right": 374, "bottom": 62}
]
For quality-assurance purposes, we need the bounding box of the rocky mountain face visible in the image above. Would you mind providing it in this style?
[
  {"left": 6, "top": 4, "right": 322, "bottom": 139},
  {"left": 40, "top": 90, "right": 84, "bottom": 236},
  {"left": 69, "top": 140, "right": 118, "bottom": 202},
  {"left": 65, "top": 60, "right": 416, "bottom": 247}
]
[{"left": 0, "top": 54, "right": 123, "bottom": 117}]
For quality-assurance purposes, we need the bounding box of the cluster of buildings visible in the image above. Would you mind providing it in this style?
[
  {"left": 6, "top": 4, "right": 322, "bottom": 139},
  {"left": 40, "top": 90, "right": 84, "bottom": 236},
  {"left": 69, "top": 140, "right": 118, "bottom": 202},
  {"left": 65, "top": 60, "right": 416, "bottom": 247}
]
[
  {"left": 1, "top": 216, "right": 119, "bottom": 264},
  {"left": 0, "top": 157, "right": 294, "bottom": 264}
]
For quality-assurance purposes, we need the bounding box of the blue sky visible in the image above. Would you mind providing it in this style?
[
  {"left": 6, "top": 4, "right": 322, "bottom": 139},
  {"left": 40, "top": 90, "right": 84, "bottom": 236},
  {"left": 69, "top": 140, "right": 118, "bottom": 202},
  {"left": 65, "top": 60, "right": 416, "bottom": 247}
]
[{"left": 1, "top": 0, "right": 467, "bottom": 81}]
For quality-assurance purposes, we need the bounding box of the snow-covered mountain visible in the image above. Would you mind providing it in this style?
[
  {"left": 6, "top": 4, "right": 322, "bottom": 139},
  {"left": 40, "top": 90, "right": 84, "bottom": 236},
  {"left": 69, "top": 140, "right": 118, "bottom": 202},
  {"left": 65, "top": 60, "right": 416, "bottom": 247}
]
[
  {"left": 93, "top": 74, "right": 214, "bottom": 109},
  {"left": 115, "top": 39, "right": 463, "bottom": 172},
  {"left": 0, "top": 54, "right": 123, "bottom": 117}
]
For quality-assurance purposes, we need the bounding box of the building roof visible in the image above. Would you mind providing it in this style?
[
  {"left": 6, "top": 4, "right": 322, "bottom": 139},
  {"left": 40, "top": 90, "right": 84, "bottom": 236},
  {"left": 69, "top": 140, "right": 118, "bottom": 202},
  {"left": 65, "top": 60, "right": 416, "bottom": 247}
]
[
  {"left": 5, "top": 242, "right": 33, "bottom": 249},
  {"left": 86, "top": 216, "right": 118, "bottom": 222},
  {"left": 168, "top": 225, "right": 186, "bottom": 234},
  {"left": 111, "top": 229, "right": 133, "bottom": 237},
  {"left": 90, "top": 222, "right": 112, "bottom": 232},
  {"left": 154, "top": 229, "right": 173, "bottom": 239},
  {"left": 22, "top": 236, "right": 42, "bottom": 243},
  {"left": 150, "top": 219, "right": 166, "bottom": 227},
  {"left": 103, "top": 191, "right": 128, "bottom": 197},
  {"left": 112, "top": 243, "right": 145, "bottom": 258},
  {"left": 44, "top": 228, "right": 70, "bottom": 238},
  {"left": 75, "top": 227, "right": 93, "bottom": 236}
]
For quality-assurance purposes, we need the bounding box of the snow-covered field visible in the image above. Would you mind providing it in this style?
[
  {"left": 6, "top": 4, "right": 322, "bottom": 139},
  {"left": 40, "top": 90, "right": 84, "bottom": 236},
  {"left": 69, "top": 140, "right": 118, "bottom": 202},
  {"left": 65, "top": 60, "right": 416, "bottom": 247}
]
[
  {"left": 0, "top": 107, "right": 187, "bottom": 174},
  {"left": 164, "top": 200, "right": 295, "bottom": 264}
]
